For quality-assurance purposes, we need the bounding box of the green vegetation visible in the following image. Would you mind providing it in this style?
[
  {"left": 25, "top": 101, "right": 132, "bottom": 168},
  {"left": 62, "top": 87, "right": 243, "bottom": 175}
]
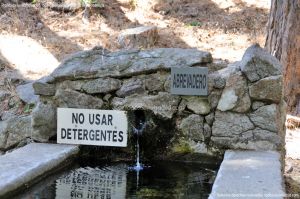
[
  {"left": 172, "top": 140, "right": 194, "bottom": 154},
  {"left": 81, "top": 0, "right": 104, "bottom": 7},
  {"left": 186, "top": 21, "right": 202, "bottom": 27},
  {"left": 81, "top": 0, "right": 96, "bottom": 6},
  {"left": 129, "top": 0, "right": 137, "bottom": 10},
  {"left": 23, "top": 104, "right": 35, "bottom": 114},
  {"left": 136, "top": 188, "right": 181, "bottom": 198},
  {"left": 137, "top": 188, "right": 161, "bottom": 197}
]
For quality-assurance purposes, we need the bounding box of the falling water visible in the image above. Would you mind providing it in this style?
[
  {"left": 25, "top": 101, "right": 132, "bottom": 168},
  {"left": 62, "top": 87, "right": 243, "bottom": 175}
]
[
  {"left": 132, "top": 121, "right": 146, "bottom": 171},
  {"left": 131, "top": 122, "right": 146, "bottom": 189},
  {"left": 134, "top": 135, "right": 142, "bottom": 171}
]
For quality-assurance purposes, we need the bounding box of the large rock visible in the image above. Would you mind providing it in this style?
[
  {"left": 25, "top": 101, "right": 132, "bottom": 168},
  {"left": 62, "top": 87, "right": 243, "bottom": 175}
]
[
  {"left": 144, "top": 72, "right": 168, "bottom": 92},
  {"left": 31, "top": 102, "right": 57, "bottom": 142},
  {"left": 208, "top": 89, "right": 222, "bottom": 109},
  {"left": 208, "top": 62, "right": 240, "bottom": 92},
  {"left": 252, "top": 101, "right": 266, "bottom": 110},
  {"left": 32, "top": 82, "right": 56, "bottom": 96},
  {"left": 240, "top": 44, "right": 282, "bottom": 82},
  {"left": 16, "top": 83, "right": 39, "bottom": 104},
  {"left": 249, "top": 104, "right": 278, "bottom": 133},
  {"left": 118, "top": 26, "right": 159, "bottom": 49},
  {"left": 212, "top": 111, "right": 254, "bottom": 137},
  {"left": 116, "top": 77, "right": 145, "bottom": 97},
  {"left": 211, "top": 130, "right": 279, "bottom": 151},
  {"left": 205, "top": 112, "right": 215, "bottom": 126},
  {"left": 0, "top": 111, "right": 15, "bottom": 121},
  {"left": 82, "top": 77, "right": 121, "bottom": 94},
  {"left": 179, "top": 114, "right": 205, "bottom": 142},
  {"left": 214, "top": 127, "right": 280, "bottom": 150},
  {"left": 208, "top": 73, "right": 226, "bottom": 90},
  {"left": 252, "top": 128, "right": 281, "bottom": 148},
  {"left": 203, "top": 123, "right": 212, "bottom": 139},
  {"left": 184, "top": 96, "right": 210, "bottom": 115},
  {"left": 163, "top": 75, "right": 171, "bottom": 92},
  {"left": 49, "top": 48, "right": 212, "bottom": 82},
  {"left": 112, "top": 92, "right": 180, "bottom": 119},
  {"left": 57, "top": 80, "right": 86, "bottom": 91},
  {"left": 217, "top": 72, "right": 251, "bottom": 113},
  {"left": 217, "top": 90, "right": 237, "bottom": 111},
  {"left": 188, "top": 141, "right": 208, "bottom": 154},
  {"left": 5, "top": 116, "right": 32, "bottom": 149},
  {"left": 210, "top": 131, "right": 253, "bottom": 150},
  {"left": 177, "top": 98, "right": 187, "bottom": 114},
  {"left": 0, "top": 122, "right": 8, "bottom": 150},
  {"left": 249, "top": 75, "right": 282, "bottom": 103},
  {"left": 55, "top": 89, "right": 103, "bottom": 109},
  {"left": 0, "top": 116, "right": 32, "bottom": 150}
]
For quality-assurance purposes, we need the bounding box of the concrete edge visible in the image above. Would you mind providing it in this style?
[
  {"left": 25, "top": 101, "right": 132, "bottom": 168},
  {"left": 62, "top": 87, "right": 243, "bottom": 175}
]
[
  {"left": 209, "top": 150, "right": 286, "bottom": 199},
  {"left": 0, "top": 144, "right": 79, "bottom": 198}
]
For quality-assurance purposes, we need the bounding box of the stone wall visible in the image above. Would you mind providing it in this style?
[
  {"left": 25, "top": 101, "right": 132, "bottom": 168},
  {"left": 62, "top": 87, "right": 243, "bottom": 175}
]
[{"left": 0, "top": 45, "right": 285, "bottom": 158}]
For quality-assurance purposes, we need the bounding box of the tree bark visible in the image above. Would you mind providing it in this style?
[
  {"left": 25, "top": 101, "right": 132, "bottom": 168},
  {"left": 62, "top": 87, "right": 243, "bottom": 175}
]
[{"left": 265, "top": 0, "right": 300, "bottom": 115}]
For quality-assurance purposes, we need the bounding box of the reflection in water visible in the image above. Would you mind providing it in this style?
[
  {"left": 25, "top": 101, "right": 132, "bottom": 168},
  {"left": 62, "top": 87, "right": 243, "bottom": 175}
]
[
  {"left": 55, "top": 164, "right": 127, "bottom": 199},
  {"left": 17, "top": 161, "right": 217, "bottom": 199}
]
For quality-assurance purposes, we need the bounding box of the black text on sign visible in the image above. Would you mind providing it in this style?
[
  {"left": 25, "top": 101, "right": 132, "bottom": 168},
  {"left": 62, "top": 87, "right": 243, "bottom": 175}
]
[{"left": 57, "top": 108, "right": 128, "bottom": 147}]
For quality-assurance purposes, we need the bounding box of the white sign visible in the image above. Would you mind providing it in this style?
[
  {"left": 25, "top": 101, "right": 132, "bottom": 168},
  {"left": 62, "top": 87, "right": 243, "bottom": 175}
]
[{"left": 57, "top": 108, "right": 128, "bottom": 147}]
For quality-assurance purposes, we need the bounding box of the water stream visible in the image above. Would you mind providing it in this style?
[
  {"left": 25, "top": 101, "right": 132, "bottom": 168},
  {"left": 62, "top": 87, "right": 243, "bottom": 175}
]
[
  {"left": 132, "top": 121, "right": 146, "bottom": 172},
  {"left": 130, "top": 118, "right": 147, "bottom": 189}
]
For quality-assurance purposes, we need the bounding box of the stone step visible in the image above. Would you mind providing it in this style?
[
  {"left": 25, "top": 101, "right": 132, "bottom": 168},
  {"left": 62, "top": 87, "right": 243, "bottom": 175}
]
[
  {"left": 0, "top": 143, "right": 79, "bottom": 198},
  {"left": 209, "top": 150, "right": 285, "bottom": 199}
]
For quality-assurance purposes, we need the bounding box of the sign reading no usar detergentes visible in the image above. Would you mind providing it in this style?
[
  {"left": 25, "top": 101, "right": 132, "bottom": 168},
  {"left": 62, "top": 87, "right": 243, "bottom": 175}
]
[
  {"left": 57, "top": 108, "right": 128, "bottom": 147},
  {"left": 171, "top": 67, "right": 208, "bottom": 96}
]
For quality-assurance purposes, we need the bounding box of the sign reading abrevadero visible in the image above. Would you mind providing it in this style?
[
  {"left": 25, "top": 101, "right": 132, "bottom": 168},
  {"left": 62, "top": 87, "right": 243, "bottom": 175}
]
[
  {"left": 171, "top": 67, "right": 208, "bottom": 96},
  {"left": 57, "top": 108, "right": 128, "bottom": 147}
]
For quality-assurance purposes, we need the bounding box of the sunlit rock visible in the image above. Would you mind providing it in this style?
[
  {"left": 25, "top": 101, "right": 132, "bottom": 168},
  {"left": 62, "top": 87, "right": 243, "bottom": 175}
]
[
  {"left": 240, "top": 44, "right": 282, "bottom": 82},
  {"left": 249, "top": 75, "right": 282, "bottom": 103}
]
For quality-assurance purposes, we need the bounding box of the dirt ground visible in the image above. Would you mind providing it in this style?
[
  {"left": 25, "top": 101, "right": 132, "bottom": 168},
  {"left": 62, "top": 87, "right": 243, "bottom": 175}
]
[
  {"left": 285, "top": 157, "right": 300, "bottom": 195},
  {"left": 285, "top": 124, "right": 300, "bottom": 195},
  {"left": 0, "top": 0, "right": 269, "bottom": 64}
]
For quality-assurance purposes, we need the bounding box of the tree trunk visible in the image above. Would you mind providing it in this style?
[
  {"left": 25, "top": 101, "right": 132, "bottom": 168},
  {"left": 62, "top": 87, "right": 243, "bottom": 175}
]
[{"left": 265, "top": 0, "right": 300, "bottom": 115}]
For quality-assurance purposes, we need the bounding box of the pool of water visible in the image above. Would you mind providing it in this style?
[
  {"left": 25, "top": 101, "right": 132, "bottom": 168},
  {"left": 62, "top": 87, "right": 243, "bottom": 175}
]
[{"left": 15, "top": 160, "right": 218, "bottom": 199}]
